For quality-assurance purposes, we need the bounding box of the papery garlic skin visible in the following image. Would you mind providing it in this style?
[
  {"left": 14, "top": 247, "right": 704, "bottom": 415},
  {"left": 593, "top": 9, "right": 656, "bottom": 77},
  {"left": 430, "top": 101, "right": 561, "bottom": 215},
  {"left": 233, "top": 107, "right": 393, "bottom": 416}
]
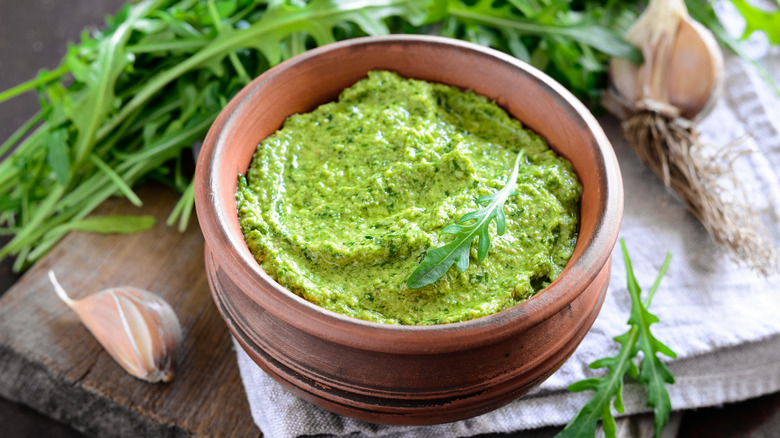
[
  {"left": 49, "top": 271, "right": 183, "bottom": 383},
  {"left": 608, "top": 0, "right": 723, "bottom": 121}
]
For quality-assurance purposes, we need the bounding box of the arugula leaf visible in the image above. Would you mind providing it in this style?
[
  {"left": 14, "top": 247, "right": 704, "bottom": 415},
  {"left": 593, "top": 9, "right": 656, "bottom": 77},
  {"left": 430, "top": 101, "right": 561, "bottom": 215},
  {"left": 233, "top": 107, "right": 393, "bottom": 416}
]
[
  {"left": 447, "top": 0, "right": 641, "bottom": 61},
  {"left": 730, "top": 0, "right": 780, "bottom": 45},
  {"left": 624, "top": 244, "right": 677, "bottom": 436},
  {"left": 45, "top": 129, "right": 71, "bottom": 186},
  {"left": 557, "top": 239, "right": 675, "bottom": 438},
  {"left": 406, "top": 151, "right": 523, "bottom": 289}
]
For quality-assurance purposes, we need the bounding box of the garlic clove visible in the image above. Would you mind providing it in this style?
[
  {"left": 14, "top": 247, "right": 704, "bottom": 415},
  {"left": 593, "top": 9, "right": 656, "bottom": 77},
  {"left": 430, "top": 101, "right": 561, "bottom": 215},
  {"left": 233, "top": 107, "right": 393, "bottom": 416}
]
[
  {"left": 610, "top": 0, "right": 684, "bottom": 111},
  {"left": 608, "top": 0, "right": 723, "bottom": 121},
  {"left": 49, "top": 270, "right": 183, "bottom": 383},
  {"left": 608, "top": 50, "right": 641, "bottom": 112},
  {"left": 666, "top": 16, "right": 723, "bottom": 120}
]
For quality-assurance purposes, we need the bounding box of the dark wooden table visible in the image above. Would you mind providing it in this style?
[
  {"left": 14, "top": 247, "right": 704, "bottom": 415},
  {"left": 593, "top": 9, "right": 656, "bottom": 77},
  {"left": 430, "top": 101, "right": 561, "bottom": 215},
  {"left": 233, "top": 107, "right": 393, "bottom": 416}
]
[{"left": 1, "top": 1, "right": 778, "bottom": 437}]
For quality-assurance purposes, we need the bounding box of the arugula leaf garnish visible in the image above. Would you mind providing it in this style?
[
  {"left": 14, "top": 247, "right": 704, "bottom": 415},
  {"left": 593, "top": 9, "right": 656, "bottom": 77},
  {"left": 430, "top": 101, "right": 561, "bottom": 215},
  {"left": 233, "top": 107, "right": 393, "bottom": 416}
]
[
  {"left": 557, "top": 239, "right": 675, "bottom": 438},
  {"left": 406, "top": 151, "right": 523, "bottom": 289}
]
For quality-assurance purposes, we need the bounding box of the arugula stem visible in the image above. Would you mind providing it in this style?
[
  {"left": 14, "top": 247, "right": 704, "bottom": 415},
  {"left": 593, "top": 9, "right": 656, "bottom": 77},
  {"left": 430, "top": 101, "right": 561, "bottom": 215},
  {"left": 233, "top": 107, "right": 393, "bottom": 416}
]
[
  {"left": 0, "top": 64, "right": 70, "bottom": 103},
  {"left": 0, "top": 111, "right": 45, "bottom": 158},
  {"left": 122, "top": 98, "right": 183, "bottom": 138},
  {"left": 644, "top": 253, "right": 673, "bottom": 306},
  {"left": 229, "top": 52, "right": 252, "bottom": 84},
  {"left": 19, "top": 184, "right": 29, "bottom": 230},
  {"left": 89, "top": 154, "right": 143, "bottom": 207},
  {"left": 126, "top": 39, "right": 208, "bottom": 54},
  {"left": 120, "top": 114, "right": 216, "bottom": 168},
  {"left": 59, "top": 171, "right": 113, "bottom": 210},
  {"left": 94, "top": 108, "right": 145, "bottom": 160},
  {"left": 167, "top": 180, "right": 195, "bottom": 231},
  {"left": 207, "top": 0, "right": 252, "bottom": 85},
  {"left": 290, "top": 32, "right": 307, "bottom": 57},
  {"left": 12, "top": 246, "right": 31, "bottom": 273},
  {"left": 0, "top": 184, "right": 65, "bottom": 257},
  {"left": 0, "top": 124, "right": 49, "bottom": 189}
]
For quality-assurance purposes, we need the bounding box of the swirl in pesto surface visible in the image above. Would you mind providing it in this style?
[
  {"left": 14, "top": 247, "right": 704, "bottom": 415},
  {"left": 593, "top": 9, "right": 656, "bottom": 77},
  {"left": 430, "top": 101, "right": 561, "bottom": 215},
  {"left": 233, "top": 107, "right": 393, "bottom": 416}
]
[{"left": 236, "top": 71, "right": 582, "bottom": 325}]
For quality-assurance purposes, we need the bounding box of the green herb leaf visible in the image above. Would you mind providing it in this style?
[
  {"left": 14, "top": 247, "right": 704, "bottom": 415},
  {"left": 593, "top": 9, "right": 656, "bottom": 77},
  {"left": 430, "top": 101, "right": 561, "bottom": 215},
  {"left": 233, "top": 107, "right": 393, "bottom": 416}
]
[
  {"left": 45, "top": 129, "right": 71, "bottom": 185},
  {"left": 406, "top": 151, "right": 523, "bottom": 289},
  {"left": 447, "top": 0, "right": 641, "bottom": 61},
  {"left": 442, "top": 0, "right": 642, "bottom": 102},
  {"left": 557, "top": 239, "right": 675, "bottom": 438},
  {"left": 730, "top": 0, "right": 780, "bottom": 45},
  {"left": 624, "top": 242, "right": 677, "bottom": 437}
]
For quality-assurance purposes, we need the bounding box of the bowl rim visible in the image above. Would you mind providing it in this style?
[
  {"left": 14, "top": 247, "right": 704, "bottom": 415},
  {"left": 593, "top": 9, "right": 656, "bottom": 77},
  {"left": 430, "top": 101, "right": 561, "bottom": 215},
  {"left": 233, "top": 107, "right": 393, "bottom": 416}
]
[{"left": 195, "top": 34, "right": 623, "bottom": 354}]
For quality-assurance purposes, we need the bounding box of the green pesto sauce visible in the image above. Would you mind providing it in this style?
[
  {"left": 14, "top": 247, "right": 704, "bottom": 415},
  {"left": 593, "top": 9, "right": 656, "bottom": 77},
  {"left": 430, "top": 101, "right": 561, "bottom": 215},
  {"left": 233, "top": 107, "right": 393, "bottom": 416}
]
[{"left": 236, "top": 71, "right": 582, "bottom": 325}]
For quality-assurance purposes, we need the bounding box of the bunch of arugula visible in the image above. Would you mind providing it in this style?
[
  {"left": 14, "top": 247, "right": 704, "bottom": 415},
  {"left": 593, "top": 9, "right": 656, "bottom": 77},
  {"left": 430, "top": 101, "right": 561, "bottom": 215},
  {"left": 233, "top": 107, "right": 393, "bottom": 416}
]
[
  {"left": 1, "top": 0, "right": 777, "bottom": 272},
  {"left": 558, "top": 240, "right": 675, "bottom": 438},
  {"left": 0, "top": 0, "right": 643, "bottom": 271},
  {"left": 0, "top": 0, "right": 440, "bottom": 271}
]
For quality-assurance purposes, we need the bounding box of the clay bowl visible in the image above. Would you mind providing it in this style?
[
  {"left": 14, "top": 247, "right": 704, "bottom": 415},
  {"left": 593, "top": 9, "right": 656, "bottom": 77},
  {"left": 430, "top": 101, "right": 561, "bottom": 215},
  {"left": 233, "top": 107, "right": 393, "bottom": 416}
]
[{"left": 194, "top": 35, "right": 623, "bottom": 425}]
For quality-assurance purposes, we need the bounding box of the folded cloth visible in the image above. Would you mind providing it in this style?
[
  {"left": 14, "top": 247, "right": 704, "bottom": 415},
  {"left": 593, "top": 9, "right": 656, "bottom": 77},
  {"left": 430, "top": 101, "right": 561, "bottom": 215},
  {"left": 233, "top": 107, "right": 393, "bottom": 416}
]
[{"left": 233, "top": 41, "right": 780, "bottom": 438}]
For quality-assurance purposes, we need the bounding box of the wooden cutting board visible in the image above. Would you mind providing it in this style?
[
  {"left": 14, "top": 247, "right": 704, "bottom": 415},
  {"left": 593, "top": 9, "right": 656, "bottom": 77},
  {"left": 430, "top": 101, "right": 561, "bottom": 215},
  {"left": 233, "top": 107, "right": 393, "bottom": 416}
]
[{"left": 0, "top": 185, "right": 260, "bottom": 437}]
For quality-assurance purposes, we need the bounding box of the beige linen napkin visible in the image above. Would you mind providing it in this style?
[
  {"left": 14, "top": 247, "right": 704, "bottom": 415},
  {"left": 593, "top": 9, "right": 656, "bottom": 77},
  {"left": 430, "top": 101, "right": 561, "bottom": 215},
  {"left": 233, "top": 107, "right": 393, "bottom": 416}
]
[{"left": 232, "top": 36, "right": 780, "bottom": 438}]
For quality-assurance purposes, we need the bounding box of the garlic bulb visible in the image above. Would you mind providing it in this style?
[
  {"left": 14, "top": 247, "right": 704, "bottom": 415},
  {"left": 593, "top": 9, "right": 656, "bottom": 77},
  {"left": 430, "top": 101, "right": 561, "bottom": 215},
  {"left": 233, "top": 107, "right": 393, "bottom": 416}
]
[
  {"left": 49, "top": 270, "right": 183, "bottom": 383},
  {"left": 607, "top": 0, "right": 723, "bottom": 121},
  {"left": 603, "top": 0, "right": 777, "bottom": 275}
]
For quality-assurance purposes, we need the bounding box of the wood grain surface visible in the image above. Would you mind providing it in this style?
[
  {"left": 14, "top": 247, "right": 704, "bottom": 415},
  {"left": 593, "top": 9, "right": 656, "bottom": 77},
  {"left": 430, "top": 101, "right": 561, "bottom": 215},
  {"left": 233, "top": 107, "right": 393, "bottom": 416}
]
[{"left": 0, "top": 185, "right": 260, "bottom": 437}]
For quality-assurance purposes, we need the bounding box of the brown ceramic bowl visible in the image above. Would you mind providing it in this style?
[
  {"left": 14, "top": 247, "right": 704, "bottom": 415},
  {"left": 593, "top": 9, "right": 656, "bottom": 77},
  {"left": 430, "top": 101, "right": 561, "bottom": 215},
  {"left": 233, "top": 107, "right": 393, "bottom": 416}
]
[{"left": 194, "top": 35, "right": 623, "bottom": 425}]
